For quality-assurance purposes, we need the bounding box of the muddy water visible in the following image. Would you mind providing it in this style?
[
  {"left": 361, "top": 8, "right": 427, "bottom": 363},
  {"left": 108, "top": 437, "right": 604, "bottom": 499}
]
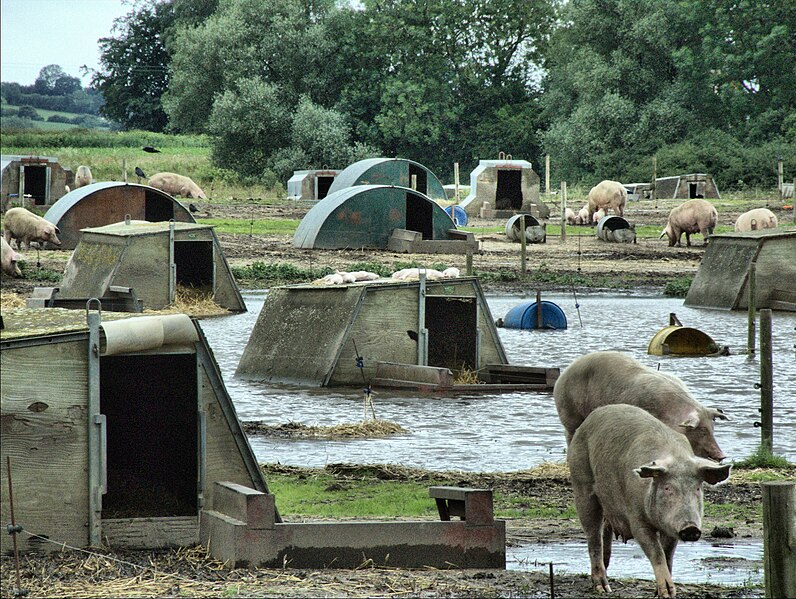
[
  {"left": 203, "top": 290, "right": 795, "bottom": 470},
  {"left": 201, "top": 289, "right": 791, "bottom": 587}
]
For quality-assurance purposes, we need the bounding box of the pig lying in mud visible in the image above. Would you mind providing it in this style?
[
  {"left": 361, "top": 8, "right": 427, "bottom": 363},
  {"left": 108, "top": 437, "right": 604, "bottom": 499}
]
[
  {"left": 3, "top": 207, "right": 62, "bottom": 249},
  {"left": 568, "top": 404, "right": 731, "bottom": 598},
  {"left": 554, "top": 351, "right": 728, "bottom": 461}
]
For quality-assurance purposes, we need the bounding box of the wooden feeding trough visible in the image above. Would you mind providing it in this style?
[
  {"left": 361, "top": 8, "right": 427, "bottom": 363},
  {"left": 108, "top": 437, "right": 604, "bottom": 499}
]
[
  {"left": 237, "top": 276, "right": 558, "bottom": 391},
  {"left": 596, "top": 215, "right": 636, "bottom": 243},
  {"left": 648, "top": 314, "right": 724, "bottom": 356},
  {"left": 0, "top": 308, "right": 271, "bottom": 553},
  {"left": 505, "top": 213, "right": 546, "bottom": 244}
]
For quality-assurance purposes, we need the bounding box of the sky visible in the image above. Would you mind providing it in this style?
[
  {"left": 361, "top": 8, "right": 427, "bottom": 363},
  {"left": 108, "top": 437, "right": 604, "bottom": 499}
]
[{"left": 1, "top": 0, "right": 134, "bottom": 87}]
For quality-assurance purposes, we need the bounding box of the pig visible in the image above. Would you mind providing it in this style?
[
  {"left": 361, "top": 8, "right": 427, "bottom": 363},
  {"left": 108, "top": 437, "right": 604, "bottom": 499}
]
[
  {"left": 148, "top": 172, "right": 207, "bottom": 200},
  {"left": 3, "top": 207, "right": 62, "bottom": 249},
  {"left": 347, "top": 270, "right": 380, "bottom": 281},
  {"left": 564, "top": 207, "right": 576, "bottom": 224},
  {"left": 587, "top": 180, "right": 626, "bottom": 220},
  {"left": 1, "top": 236, "right": 23, "bottom": 277},
  {"left": 575, "top": 205, "right": 590, "bottom": 225},
  {"left": 554, "top": 351, "right": 728, "bottom": 461},
  {"left": 591, "top": 208, "right": 606, "bottom": 224},
  {"left": 442, "top": 267, "right": 460, "bottom": 278},
  {"left": 312, "top": 272, "right": 345, "bottom": 285},
  {"left": 391, "top": 268, "right": 445, "bottom": 280},
  {"left": 568, "top": 404, "right": 731, "bottom": 597},
  {"left": 734, "top": 208, "right": 778, "bottom": 232},
  {"left": 74, "top": 165, "right": 93, "bottom": 188},
  {"left": 660, "top": 199, "right": 717, "bottom": 247}
]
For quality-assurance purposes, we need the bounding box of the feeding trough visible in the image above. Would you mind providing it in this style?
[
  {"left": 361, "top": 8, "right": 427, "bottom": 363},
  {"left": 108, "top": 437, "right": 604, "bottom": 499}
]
[
  {"left": 648, "top": 313, "right": 725, "bottom": 356},
  {"left": 596, "top": 215, "right": 636, "bottom": 243},
  {"left": 500, "top": 298, "right": 567, "bottom": 330},
  {"left": 505, "top": 213, "right": 546, "bottom": 244},
  {"left": 444, "top": 204, "right": 468, "bottom": 226}
]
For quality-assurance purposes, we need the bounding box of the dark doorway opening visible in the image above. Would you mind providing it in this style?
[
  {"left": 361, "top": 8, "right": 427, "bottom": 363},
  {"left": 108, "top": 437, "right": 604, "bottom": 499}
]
[
  {"left": 175, "top": 241, "right": 213, "bottom": 289},
  {"left": 425, "top": 296, "right": 477, "bottom": 371},
  {"left": 408, "top": 164, "right": 428, "bottom": 195},
  {"left": 405, "top": 192, "right": 434, "bottom": 239},
  {"left": 101, "top": 353, "right": 198, "bottom": 518},
  {"left": 689, "top": 183, "right": 700, "bottom": 198},
  {"left": 23, "top": 165, "right": 47, "bottom": 205},
  {"left": 144, "top": 192, "right": 175, "bottom": 221},
  {"left": 316, "top": 176, "right": 335, "bottom": 200},
  {"left": 495, "top": 169, "right": 522, "bottom": 210}
]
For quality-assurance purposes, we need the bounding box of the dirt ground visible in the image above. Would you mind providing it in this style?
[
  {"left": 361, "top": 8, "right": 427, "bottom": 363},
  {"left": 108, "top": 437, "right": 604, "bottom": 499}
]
[{"left": 1, "top": 196, "right": 789, "bottom": 598}]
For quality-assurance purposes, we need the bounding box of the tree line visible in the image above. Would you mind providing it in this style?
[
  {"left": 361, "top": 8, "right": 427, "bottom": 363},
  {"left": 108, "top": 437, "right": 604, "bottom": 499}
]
[
  {"left": 2, "top": 65, "right": 104, "bottom": 116},
  {"left": 73, "top": 0, "right": 796, "bottom": 187}
]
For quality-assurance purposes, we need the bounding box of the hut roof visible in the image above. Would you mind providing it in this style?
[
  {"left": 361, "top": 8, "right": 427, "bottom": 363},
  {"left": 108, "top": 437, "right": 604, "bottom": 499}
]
[
  {"left": 327, "top": 158, "right": 446, "bottom": 201},
  {"left": 82, "top": 220, "right": 210, "bottom": 237}
]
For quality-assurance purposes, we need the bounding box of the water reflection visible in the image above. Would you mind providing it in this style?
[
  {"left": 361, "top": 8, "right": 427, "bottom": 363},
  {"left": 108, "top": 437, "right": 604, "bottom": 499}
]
[{"left": 202, "top": 290, "right": 796, "bottom": 471}]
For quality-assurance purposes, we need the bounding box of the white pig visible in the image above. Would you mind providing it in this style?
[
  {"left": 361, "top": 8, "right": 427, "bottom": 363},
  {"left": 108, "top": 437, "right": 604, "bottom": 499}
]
[
  {"left": 568, "top": 404, "right": 731, "bottom": 597},
  {"left": 734, "top": 208, "right": 778, "bottom": 232},
  {"left": 1, "top": 236, "right": 24, "bottom": 277},
  {"left": 660, "top": 199, "right": 717, "bottom": 247},
  {"left": 3, "top": 207, "right": 62, "bottom": 249}
]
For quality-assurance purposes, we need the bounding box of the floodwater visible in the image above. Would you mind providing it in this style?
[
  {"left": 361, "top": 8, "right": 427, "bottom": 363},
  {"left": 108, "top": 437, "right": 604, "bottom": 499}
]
[{"left": 201, "top": 289, "right": 793, "bottom": 587}]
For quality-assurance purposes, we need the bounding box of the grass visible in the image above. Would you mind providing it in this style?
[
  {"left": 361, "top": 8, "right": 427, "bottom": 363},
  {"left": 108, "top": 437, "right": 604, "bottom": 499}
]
[
  {"left": 733, "top": 446, "right": 794, "bottom": 469},
  {"left": 231, "top": 261, "right": 333, "bottom": 284},
  {"left": 663, "top": 276, "right": 693, "bottom": 297}
]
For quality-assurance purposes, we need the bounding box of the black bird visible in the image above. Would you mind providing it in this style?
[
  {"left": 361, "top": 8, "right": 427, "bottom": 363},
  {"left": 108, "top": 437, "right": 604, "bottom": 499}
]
[
  {"left": 189, "top": 203, "right": 199, "bottom": 213},
  {"left": 142, "top": 146, "right": 161, "bottom": 153},
  {"left": 135, "top": 166, "right": 147, "bottom": 179}
]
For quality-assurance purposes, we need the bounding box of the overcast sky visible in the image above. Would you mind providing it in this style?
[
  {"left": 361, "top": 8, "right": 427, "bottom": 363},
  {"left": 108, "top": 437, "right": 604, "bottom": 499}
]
[{"left": 1, "top": 0, "right": 133, "bottom": 86}]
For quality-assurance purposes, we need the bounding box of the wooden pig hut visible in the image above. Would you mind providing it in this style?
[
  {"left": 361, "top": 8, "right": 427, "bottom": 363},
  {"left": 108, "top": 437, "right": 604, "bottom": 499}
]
[
  {"left": 293, "top": 184, "right": 476, "bottom": 253},
  {"left": 655, "top": 173, "right": 720, "bottom": 200},
  {"left": 0, "top": 308, "right": 271, "bottom": 554},
  {"left": 56, "top": 221, "right": 245, "bottom": 312},
  {"left": 43, "top": 182, "right": 197, "bottom": 249},
  {"left": 237, "top": 277, "right": 510, "bottom": 387},
  {"left": 326, "top": 157, "right": 447, "bottom": 202},
  {"left": 684, "top": 230, "right": 796, "bottom": 311},
  {"left": 287, "top": 169, "right": 340, "bottom": 201},
  {"left": 1, "top": 154, "right": 73, "bottom": 212},
  {"left": 460, "top": 158, "right": 547, "bottom": 218}
]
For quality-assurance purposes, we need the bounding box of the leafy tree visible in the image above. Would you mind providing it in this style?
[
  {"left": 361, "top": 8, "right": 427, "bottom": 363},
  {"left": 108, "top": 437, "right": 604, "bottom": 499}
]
[
  {"left": 33, "top": 64, "right": 69, "bottom": 95},
  {"left": 92, "top": 1, "right": 176, "bottom": 131}
]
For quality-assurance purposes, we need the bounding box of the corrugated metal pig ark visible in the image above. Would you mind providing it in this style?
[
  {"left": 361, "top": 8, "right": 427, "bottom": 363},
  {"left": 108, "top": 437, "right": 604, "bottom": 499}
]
[
  {"left": 43, "top": 182, "right": 197, "bottom": 249},
  {"left": 0, "top": 308, "right": 271, "bottom": 554},
  {"left": 326, "top": 157, "right": 447, "bottom": 202},
  {"left": 56, "top": 221, "right": 245, "bottom": 311}
]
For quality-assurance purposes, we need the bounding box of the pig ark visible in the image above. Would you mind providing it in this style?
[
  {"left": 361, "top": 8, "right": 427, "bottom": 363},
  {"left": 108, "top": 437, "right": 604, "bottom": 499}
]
[
  {"left": 1, "top": 236, "right": 23, "bottom": 277},
  {"left": 660, "top": 199, "right": 717, "bottom": 247},
  {"left": 554, "top": 351, "right": 728, "bottom": 461},
  {"left": 148, "top": 172, "right": 207, "bottom": 200},
  {"left": 3, "top": 207, "right": 62, "bottom": 249},
  {"left": 734, "top": 208, "right": 778, "bottom": 232},
  {"left": 568, "top": 404, "right": 731, "bottom": 598},
  {"left": 587, "top": 180, "right": 626, "bottom": 220}
]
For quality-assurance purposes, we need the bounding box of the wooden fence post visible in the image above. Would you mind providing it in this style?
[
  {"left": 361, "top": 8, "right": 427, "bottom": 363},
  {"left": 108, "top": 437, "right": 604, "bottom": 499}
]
[
  {"left": 762, "top": 481, "right": 796, "bottom": 599},
  {"left": 560, "top": 181, "right": 567, "bottom": 243},
  {"left": 759, "top": 309, "right": 773, "bottom": 452},
  {"left": 747, "top": 261, "right": 757, "bottom": 354},
  {"left": 519, "top": 215, "right": 527, "bottom": 275},
  {"left": 545, "top": 154, "right": 551, "bottom": 197}
]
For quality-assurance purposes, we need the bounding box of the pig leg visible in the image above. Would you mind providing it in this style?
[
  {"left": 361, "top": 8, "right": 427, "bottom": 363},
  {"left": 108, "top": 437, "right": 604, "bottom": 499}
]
[
  {"left": 634, "top": 525, "right": 676, "bottom": 597},
  {"left": 661, "top": 535, "right": 679, "bottom": 575},
  {"left": 602, "top": 523, "right": 613, "bottom": 569},
  {"left": 574, "top": 490, "right": 611, "bottom": 592},
  {"left": 684, "top": 231, "right": 692, "bottom": 247}
]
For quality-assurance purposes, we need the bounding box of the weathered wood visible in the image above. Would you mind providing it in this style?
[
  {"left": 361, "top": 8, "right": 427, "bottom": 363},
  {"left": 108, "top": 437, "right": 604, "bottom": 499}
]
[
  {"left": 762, "top": 481, "right": 796, "bottom": 599},
  {"left": 748, "top": 261, "right": 757, "bottom": 353},
  {"left": 759, "top": 309, "right": 774, "bottom": 452},
  {"left": 103, "top": 516, "right": 198, "bottom": 549}
]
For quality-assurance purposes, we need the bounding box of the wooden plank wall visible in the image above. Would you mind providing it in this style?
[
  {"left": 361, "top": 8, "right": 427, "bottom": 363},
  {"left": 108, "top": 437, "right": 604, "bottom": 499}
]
[{"left": 0, "top": 341, "right": 90, "bottom": 553}]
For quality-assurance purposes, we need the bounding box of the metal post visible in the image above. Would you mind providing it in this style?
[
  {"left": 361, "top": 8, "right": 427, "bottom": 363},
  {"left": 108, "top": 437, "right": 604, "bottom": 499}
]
[
  {"left": 519, "top": 215, "right": 527, "bottom": 275},
  {"left": 418, "top": 272, "right": 428, "bottom": 366},
  {"left": 651, "top": 155, "right": 657, "bottom": 203},
  {"left": 760, "top": 309, "right": 773, "bottom": 453},
  {"left": 545, "top": 154, "right": 551, "bottom": 196},
  {"left": 86, "top": 301, "right": 103, "bottom": 546},
  {"left": 777, "top": 158, "right": 783, "bottom": 198},
  {"left": 762, "top": 481, "right": 796, "bottom": 599},
  {"left": 454, "top": 162, "right": 460, "bottom": 203},
  {"left": 748, "top": 261, "right": 757, "bottom": 354},
  {"left": 560, "top": 181, "right": 567, "bottom": 242}
]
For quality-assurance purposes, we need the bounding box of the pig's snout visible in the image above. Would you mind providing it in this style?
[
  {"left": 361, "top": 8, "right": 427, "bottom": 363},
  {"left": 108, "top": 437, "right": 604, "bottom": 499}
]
[{"left": 678, "top": 525, "right": 701, "bottom": 542}]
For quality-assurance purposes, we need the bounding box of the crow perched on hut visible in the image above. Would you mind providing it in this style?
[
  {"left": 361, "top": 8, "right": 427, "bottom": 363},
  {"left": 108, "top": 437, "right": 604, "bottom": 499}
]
[
  {"left": 142, "top": 146, "right": 161, "bottom": 153},
  {"left": 135, "top": 167, "right": 147, "bottom": 179}
]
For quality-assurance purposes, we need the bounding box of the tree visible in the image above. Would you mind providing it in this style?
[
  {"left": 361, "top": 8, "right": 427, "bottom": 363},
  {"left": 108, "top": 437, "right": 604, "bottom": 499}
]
[
  {"left": 92, "top": 1, "right": 176, "bottom": 131},
  {"left": 33, "top": 64, "right": 68, "bottom": 95}
]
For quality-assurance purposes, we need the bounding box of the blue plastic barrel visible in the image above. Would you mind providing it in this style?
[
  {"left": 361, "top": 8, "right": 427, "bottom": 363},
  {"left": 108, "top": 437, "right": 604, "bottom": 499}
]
[
  {"left": 444, "top": 205, "right": 468, "bottom": 227},
  {"left": 502, "top": 301, "right": 567, "bottom": 330}
]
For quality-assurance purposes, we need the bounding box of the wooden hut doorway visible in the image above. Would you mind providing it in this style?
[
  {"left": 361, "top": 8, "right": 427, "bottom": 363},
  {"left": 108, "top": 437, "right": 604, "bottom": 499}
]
[
  {"left": 175, "top": 240, "right": 214, "bottom": 290},
  {"left": 316, "top": 176, "right": 334, "bottom": 200},
  {"left": 22, "top": 164, "right": 48, "bottom": 205},
  {"left": 100, "top": 353, "right": 199, "bottom": 519},
  {"left": 425, "top": 296, "right": 478, "bottom": 371},
  {"left": 406, "top": 193, "right": 434, "bottom": 239},
  {"left": 495, "top": 169, "right": 522, "bottom": 210}
]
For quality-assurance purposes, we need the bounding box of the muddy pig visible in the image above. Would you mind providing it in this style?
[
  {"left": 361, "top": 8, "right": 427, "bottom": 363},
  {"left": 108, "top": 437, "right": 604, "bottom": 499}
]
[
  {"left": 1, "top": 236, "right": 23, "bottom": 277},
  {"left": 554, "top": 351, "right": 728, "bottom": 461},
  {"left": 568, "top": 404, "right": 731, "bottom": 597},
  {"left": 3, "top": 207, "right": 62, "bottom": 249}
]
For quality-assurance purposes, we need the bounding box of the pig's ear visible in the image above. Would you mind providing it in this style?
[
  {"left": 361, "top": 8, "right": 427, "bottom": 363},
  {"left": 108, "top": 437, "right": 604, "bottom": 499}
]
[
  {"left": 679, "top": 413, "right": 699, "bottom": 430},
  {"left": 709, "top": 408, "right": 729, "bottom": 421},
  {"left": 635, "top": 461, "right": 668, "bottom": 478},
  {"left": 698, "top": 461, "right": 731, "bottom": 485}
]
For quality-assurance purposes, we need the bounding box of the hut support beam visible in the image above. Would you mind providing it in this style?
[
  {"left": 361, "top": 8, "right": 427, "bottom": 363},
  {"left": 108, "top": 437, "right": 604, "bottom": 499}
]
[
  {"left": 418, "top": 273, "right": 428, "bottom": 366},
  {"left": 87, "top": 307, "right": 104, "bottom": 546}
]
